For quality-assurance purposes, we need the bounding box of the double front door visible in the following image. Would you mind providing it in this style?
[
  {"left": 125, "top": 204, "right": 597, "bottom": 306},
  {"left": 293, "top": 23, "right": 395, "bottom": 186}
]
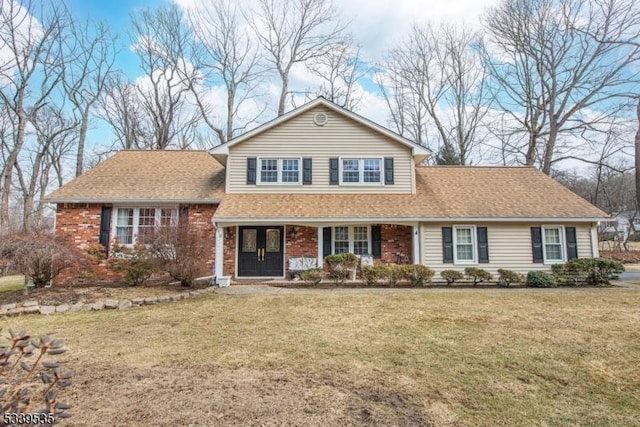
[{"left": 237, "top": 226, "right": 284, "bottom": 277}]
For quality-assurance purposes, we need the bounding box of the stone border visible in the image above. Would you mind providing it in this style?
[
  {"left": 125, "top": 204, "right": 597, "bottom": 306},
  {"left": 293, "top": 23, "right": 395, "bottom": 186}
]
[{"left": 0, "top": 286, "right": 218, "bottom": 317}]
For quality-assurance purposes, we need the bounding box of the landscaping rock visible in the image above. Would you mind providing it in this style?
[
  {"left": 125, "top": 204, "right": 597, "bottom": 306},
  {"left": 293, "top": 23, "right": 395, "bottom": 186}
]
[
  {"left": 118, "top": 300, "right": 132, "bottom": 310},
  {"left": 104, "top": 299, "right": 119, "bottom": 309},
  {"left": 91, "top": 301, "right": 105, "bottom": 311},
  {"left": 0, "top": 307, "right": 6, "bottom": 316},
  {"left": 144, "top": 297, "right": 158, "bottom": 304},
  {"left": 131, "top": 298, "right": 145, "bottom": 306},
  {"left": 23, "top": 306, "right": 40, "bottom": 314},
  {"left": 7, "top": 307, "right": 25, "bottom": 316},
  {"left": 39, "top": 306, "right": 56, "bottom": 315},
  {"left": 69, "top": 302, "right": 89, "bottom": 312},
  {"left": 2, "top": 303, "right": 16, "bottom": 310},
  {"left": 56, "top": 304, "right": 70, "bottom": 313},
  {"left": 23, "top": 300, "right": 38, "bottom": 307},
  {"left": 158, "top": 295, "right": 171, "bottom": 303}
]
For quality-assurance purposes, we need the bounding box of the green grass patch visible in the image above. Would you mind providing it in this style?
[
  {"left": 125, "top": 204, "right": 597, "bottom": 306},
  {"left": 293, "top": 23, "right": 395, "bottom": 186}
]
[{"left": 0, "top": 275, "right": 24, "bottom": 293}]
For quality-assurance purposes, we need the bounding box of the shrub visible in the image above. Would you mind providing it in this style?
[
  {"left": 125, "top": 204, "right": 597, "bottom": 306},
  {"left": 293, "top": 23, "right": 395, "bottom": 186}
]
[
  {"left": 0, "top": 233, "right": 82, "bottom": 287},
  {"left": 497, "top": 269, "right": 525, "bottom": 287},
  {"left": 0, "top": 328, "right": 73, "bottom": 422},
  {"left": 361, "top": 265, "right": 380, "bottom": 286},
  {"left": 147, "top": 224, "right": 209, "bottom": 287},
  {"left": 324, "top": 253, "right": 359, "bottom": 284},
  {"left": 526, "top": 271, "right": 557, "bottom": 287},
  {"left": 552, "top": 258, "right": 625, "bottom": 286},
  {"left": 402, "top": 264, "right": 435, "bottom": 286},
  {"left": 440, "top": 270, "right": 464, "bottom": 285},
  {"left": 109, "top": 244, "right": 158, "bottom": 286},
  {"left": 378, "top": 264, "right": 404, "bottom": 286},
  {"left": 299, "top": 268, "right": 323, "bottom": 285},
  {"left": 464, "top": 267, "right": 493, "bottom": 287},
  {"left": 628, "top": 232, "right": 640, "bottom": 242}
]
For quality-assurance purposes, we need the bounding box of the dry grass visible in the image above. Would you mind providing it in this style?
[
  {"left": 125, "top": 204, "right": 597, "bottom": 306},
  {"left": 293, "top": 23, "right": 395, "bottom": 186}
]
[
  {"left": 0, "top": 275, "right": 24, "bottom": 293},
  {"left": 3, "top": 289, "right": 640, "bottom": 426}
]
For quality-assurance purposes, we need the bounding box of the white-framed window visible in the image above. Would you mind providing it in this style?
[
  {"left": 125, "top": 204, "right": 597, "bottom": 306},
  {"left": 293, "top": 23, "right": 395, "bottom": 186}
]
[
  {"left": 542, "top": 226, "right": 564, "bottom": 263},
  {"left": 339, "top": 158, "right": 382, "bottom": 185},
  {"left": 258, "top": 158, "right": 301, "bottom": 184},
  {"left": 332, "top": 226, "right": 371, "bottom": 255},
  {"left": 113, "top": 207, "right": 178, "bottom": 246},
  {"left": 453, "top": 226, "right": 476, "bottom": 264}
]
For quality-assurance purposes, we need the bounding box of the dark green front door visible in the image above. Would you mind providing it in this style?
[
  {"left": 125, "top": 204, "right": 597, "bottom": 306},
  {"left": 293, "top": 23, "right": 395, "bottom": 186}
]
[{"left": 237, "top": 226, "right": 284, "bottom": 277}]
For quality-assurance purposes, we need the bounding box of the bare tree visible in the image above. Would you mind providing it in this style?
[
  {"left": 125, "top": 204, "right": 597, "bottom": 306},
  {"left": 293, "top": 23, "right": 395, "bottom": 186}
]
[
  {"left": 188, "top": 0, "right": 265, "bottom": 144},
  {"left": 381, "top": 23, "right": 490, "bottom": 164},
  {"left": 98, "top": 73, "right": 150, "bottom": 150},
  {"left": 250, "top": 0, "right": 347, "bottom": 115},
  {"left": 63, "top": 19, "right": 117, "bottom": 176},
  {"left": 130, "top": 4, "right": 201, "bottom": 149},
  {"left": 636, "top": 98, "right": 640, "bottom": 218},
  {"left": 0, "top": 0, "right": 68, "bottom": 235},
  {"left": 305, "top": 36, "right": 365, "bottom": 110},
  {"left": 483, "top": 0, "right": 640, "bottom": 174}
]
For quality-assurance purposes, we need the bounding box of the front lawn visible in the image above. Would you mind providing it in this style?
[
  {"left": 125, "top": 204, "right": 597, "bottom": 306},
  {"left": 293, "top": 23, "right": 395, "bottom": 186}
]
[
  {"left": 0, "top": 275, "right": 24, "bottom": 293},
  {"left": 3, "top": 289, "right": 639, "bottom": 426}
]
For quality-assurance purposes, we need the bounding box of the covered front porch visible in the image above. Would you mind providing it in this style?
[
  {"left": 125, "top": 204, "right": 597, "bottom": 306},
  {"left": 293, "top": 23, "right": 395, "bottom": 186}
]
[{"left": 213, "top": 222, "right": 421, "bottom": 280}]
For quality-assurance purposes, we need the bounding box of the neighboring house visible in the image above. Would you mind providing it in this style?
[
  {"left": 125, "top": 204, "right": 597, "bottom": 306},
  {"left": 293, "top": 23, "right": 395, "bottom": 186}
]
[
  {"left": 600, "top": 211, "right": 639, "bottom": 239},
  {"left": 45, "top": 98, "right": 607, "bottom": 282}
]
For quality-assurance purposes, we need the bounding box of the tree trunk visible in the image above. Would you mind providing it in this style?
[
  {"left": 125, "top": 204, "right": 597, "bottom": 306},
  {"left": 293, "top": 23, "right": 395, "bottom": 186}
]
[
  {"left": 75, "top": 106, "right": 90, "bottom": 177},
  {"left": 636, "top": 98, "right": 640, "bottom": 215}
]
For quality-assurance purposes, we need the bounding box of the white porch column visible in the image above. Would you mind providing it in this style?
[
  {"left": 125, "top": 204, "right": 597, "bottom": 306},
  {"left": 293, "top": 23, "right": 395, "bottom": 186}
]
[
  {"left": 215, "top": 226, "right": 224, "bottom": 278},
  {"left": 412, "top": 224, "right": 420, "bottom": 264},
  {"left": 317, "top": 226, "right": 323, "bottom": 268}
]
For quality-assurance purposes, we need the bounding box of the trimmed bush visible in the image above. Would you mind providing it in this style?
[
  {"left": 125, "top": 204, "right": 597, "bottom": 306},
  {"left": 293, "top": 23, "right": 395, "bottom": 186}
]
[
  {"left": 299, "top": 268, "right": 323, "bottom": 285},
  {"left": 497, "top": 269, "right": 525, "bottom": 287},
  {"left": 109, "top": 244, "right": 159, "bottom": 286},
  {"left": 526, "top": 271, "right": 557, "bottom": 288},
  {"left": 402, "top": 264, "right": 435, "bottom": 286},
  {"left": 378, "top": 264, "right": 404, "bottom": 286},
  {"left": 464, "top": 267, "right": 493, "bottom": 287},
  {"left": 440, "top": 269, "right": 464, "bottom": 285},
  {"left": 552, "top": 258, "right": 625, "bottom": 286},
  {"left": 324, "top": 253, "right": 358, "bottom": 284},
  {"left": 361, "top": 265, "right": 380, "bottom": 286}
]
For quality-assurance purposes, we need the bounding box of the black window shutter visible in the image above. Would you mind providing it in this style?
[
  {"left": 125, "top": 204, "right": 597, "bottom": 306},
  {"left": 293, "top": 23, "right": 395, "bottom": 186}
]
[
  {"left": 179, "top": 206, "right": 189, "bottom": 225},
  {"left": 531, "top": 227, "right": 543, "bottom": 263},
  {"left": 384, "top": 157, "right": 394, "bottom": 184},
  {"left": 477, "top": 227, "right": 489, "bottom": 263},
  {"left": 371, "top": 225, "right": 382, "bottom": 258},
  {"left": 329, "top": 158, "right": 339, "bottom": 185},
  {"left": 99, "top": 206, "right": 112, "bottom": 255},
  {"left": 323, "top": 227, "right": 332, "bottom": 258},
  {"left": 246, "top": 157, "right": 257, "bottom": 184},
  {"left": 303, "top": 158, "right": 312, "bottom": 185},
  {"left": 565, "top": 227, "right": 578, "bottom": 260},
  {"left": 442, "top": 227, "right": 453, "bottom": 263}
]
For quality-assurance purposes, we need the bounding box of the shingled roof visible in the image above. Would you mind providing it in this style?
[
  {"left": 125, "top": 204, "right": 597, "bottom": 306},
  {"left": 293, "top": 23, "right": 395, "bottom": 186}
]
[
  {"left": 212, "top": 166, "right": 607, "bottom": 222},
  {"left": 45, "top": 150, "right": 225, "bottom": 203},
  {"left": 46, "top": 151, "right": 606, "bottom": 221}
]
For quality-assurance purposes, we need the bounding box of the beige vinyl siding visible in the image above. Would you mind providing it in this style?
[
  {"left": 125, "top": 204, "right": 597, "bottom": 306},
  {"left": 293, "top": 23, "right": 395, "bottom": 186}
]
[
  {"left": 227, "top": 106, "right": 414, "bottom": 194},
  {"left": 421, "top": 222, "right": 595, "bottom": 278}
]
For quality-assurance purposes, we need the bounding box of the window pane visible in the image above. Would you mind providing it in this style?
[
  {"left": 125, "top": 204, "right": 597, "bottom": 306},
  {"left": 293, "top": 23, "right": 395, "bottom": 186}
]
[
  {"left": 115, "top": 209, "right": 133, "bottom": 245},
  {"left": 545, "top": 244, "right": 562, "bottom": 260},
  {"left": 456, "top": 228, "right": 472, "bottom": 244},
  {"left": 138, "top": 208, "right": 156, "bottom": 243},
  {"left": 342, "top": 159, "right": 360, "bottom": 183},
  {"left": 456, "top": 244, "right": 473, "bottom": 261},
  {"left": 260, "top": 159, "right": 277, "bottom": 182},
  {"left": 281, "top": 159, "right": 299, "bottom": 183},
  {"left": 544, "top": 228, "right": 560, "bottom": 244},
  {"left": 353, "top": 242, "right": 368, "bottom": 255},
  {"left": 335, "top": 242, "right": 349, "bottom": 254},
  {"left": 266, "top": 229, "right": 281, "bottom": 252},
  {"left": 160, "top": 208, "right": 176, "bottom": 227},
  {"left": 334, "top": 226, "right": 349, "bottom": 241},
  {"left": 353, "top": 226, "right": 369, "bottom": 255},
  {"left": 353, "top": 226, "right": 368, "bottom": 241},
  {"left": 363, "top": 159, "right": 381, "bottom": 183}
]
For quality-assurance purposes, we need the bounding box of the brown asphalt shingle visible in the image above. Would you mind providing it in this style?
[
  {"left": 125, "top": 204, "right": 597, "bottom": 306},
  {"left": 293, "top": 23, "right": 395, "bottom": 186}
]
[
  {"left": 45, "top": 150, "right": 225, "bottom": 202},
  {"left": 45, "top": 151, "right": 606, "bottom": 220}
]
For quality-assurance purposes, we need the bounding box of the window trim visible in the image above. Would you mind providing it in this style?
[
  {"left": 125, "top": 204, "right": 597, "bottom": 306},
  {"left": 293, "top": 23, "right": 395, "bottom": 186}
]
[
  {"left": 331, "top": 225, "right": 372, "bottom": 255},
  {"left": 112, "top": 207, "right": 179, "bottom": 247},
  {"left": 541, "top": 225, "right": 565, "bottom": 264},
  {"left": 256, "top": 157, "right": 302, "bottom": 185},
  {"left": 338, "top": 157, "right": 384, "bottom": 186},
  {"left": 453, "top": 225, "right": 477, "bottom": 265}
]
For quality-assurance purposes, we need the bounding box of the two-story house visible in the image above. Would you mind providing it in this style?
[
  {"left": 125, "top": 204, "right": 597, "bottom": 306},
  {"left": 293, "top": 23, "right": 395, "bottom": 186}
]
[{"left": 46, "top": 98, "right": 606, "bottom": 282}]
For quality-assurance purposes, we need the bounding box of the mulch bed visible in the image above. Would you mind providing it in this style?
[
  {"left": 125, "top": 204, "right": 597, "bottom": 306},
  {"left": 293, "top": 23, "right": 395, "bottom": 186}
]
[
  {"left": 600, "top": 250, "right": 640, "bottom": 263},
  {"left": 0, "top": 279, "right": 211, "bottom": 307}
]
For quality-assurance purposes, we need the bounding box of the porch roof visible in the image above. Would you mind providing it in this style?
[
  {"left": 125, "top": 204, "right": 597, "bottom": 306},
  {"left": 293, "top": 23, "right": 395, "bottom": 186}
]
[{"left": 213, "top": 166, "right": 607, "bottom": 223}]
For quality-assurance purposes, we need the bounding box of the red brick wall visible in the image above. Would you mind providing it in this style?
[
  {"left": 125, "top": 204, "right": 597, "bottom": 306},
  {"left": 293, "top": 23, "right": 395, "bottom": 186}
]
[
  {"left": 286, "top": 226, "right": 318, "bottom": 271},
  {"left": 380, "top": 224, "right": 413, "bottom": 264},
  {"left": 223, "top": 226, "right": 236, "bottom": 277},
  {"left": 54, "top": 203, "right": 218, "bottom": 283}
]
